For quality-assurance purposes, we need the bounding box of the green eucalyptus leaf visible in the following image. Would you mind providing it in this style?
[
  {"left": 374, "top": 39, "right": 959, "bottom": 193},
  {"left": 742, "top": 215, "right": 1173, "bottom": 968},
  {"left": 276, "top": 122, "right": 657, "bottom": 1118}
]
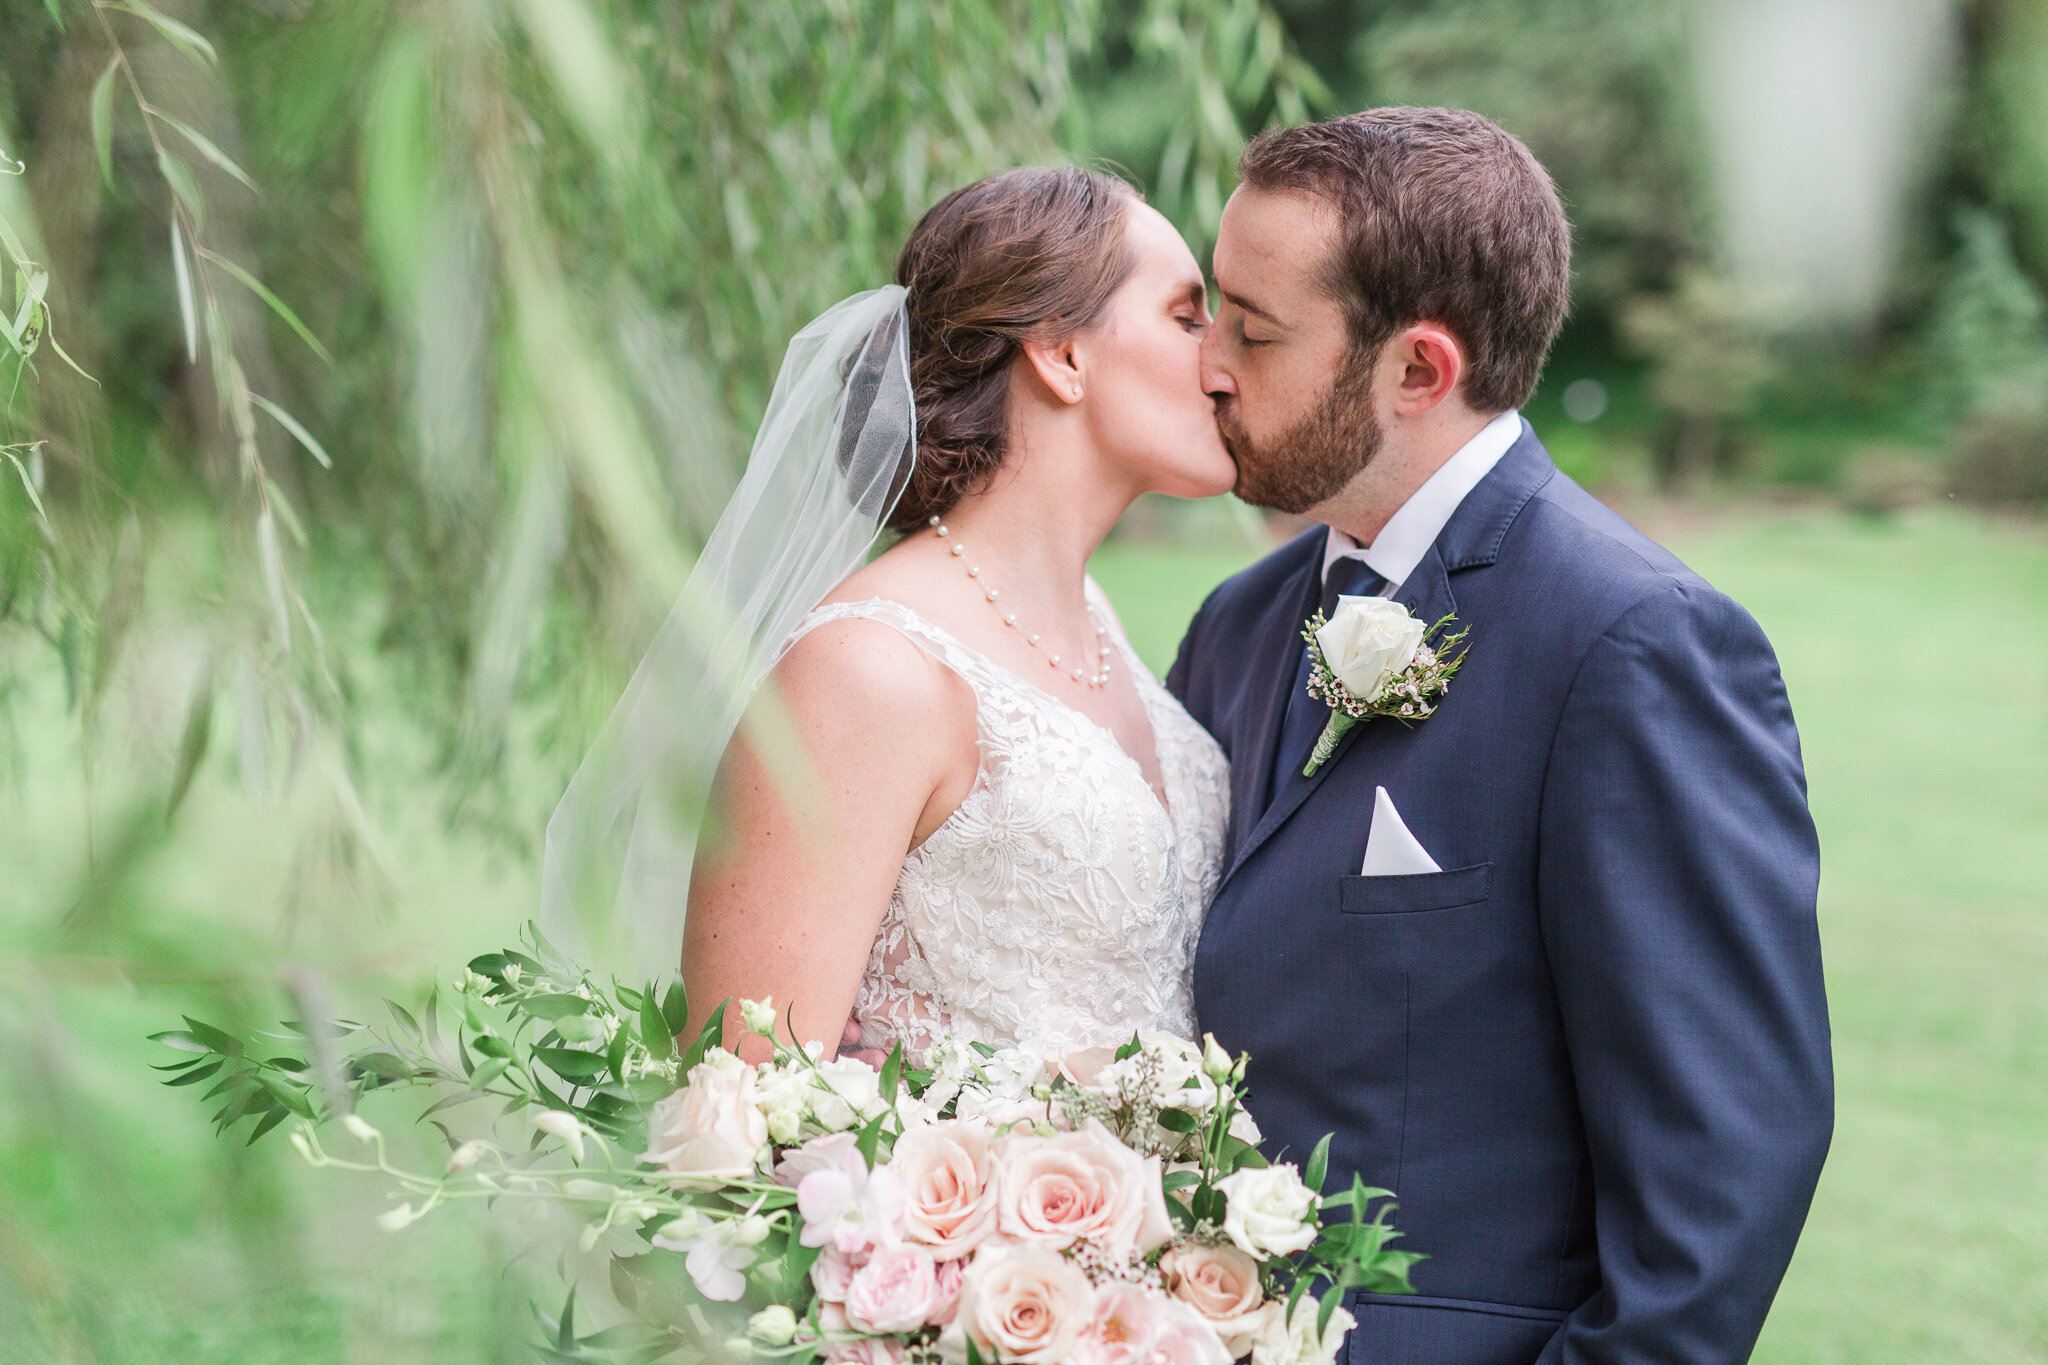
[
  {"left": 180, "top": 1017, "right": 243, "bottom": 1057},
  {"left": 660, "top": 982, "right": 689, "bottom": 1035},
  {"left": 640, "top": 992, "right": 674, "bottom": 1061},
  {"left": 535, "top": 1046, "right": 608, "bottom": 1081},
  {"left": 1305, "top": 1133, "right": 1331, "bottom": 1193},
  {"left": 164, "top": 1059, "right": 224, "bottom": 1086}
]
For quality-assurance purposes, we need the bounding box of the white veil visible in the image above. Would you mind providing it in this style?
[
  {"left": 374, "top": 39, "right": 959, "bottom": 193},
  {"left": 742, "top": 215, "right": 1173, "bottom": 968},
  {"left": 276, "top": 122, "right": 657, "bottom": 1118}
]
[{"left": 541, "top": 286, "right": 916, "bottom": 972}]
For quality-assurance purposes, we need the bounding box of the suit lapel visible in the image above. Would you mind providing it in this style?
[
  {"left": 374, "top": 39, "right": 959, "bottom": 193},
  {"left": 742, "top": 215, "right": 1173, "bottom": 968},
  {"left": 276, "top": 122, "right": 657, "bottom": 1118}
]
[
  {"left": 1222, "top": 545, "right": 1460, "bottom": 885},
  {"left": 1226, "top": 548, "right": 1323, "bottom": 858},
  {"left": 1215, "top": 426, "right": 1559, "bottom": 891}
]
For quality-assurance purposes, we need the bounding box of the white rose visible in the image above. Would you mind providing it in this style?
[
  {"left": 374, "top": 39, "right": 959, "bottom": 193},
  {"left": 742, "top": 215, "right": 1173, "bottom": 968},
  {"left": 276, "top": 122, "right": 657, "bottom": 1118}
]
[
  {"left": 811, "top": 1057, "right": 888, "bottom": 1132},
  {"left": 1215, "top": 1165, "right": 1319, "bottom": 1259},
  {"left": 1315, "top": 596, "right": 1424, "bottom": 701},
  {"left": 1250, "top": 1296, "right": 1356, "bottom": 1365},
  {"left": 642, "top": 1062, "right": 768, "bottom": 1185}
]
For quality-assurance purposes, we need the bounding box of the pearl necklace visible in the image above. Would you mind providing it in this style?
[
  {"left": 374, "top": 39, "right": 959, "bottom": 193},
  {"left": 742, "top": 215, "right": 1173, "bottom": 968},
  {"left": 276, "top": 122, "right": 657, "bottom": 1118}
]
[{"left": 929, "top": 515, "right": 1113, "bottom": 688}]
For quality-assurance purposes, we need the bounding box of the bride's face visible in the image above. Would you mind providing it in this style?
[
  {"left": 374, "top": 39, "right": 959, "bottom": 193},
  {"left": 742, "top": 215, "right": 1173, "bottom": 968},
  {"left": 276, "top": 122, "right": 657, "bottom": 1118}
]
[{"left": 1075, "top": 204, "right": 1237, "bottom": 499}]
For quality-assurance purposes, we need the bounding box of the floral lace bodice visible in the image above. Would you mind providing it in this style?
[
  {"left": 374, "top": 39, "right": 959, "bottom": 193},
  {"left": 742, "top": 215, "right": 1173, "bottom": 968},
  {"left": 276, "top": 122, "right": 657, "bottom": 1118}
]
[{"left": 779, "top": 587, "right": 1230, "bottom": 1056}]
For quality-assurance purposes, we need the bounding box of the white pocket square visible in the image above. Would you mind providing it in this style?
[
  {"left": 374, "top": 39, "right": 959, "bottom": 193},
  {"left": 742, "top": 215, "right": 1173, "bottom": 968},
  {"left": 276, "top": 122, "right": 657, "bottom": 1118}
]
[{"left": 1362, "top": 787, "right": 1443, "bottom": 876}]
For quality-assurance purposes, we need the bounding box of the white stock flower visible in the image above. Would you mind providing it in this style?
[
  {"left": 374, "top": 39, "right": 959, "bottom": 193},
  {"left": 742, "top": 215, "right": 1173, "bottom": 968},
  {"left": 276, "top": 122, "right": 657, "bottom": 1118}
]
[
  {"left": 1315, "top": 596, "right": 1424, "bottom": 701},
  {"left": 1216, "top": 1165, "right": 1320, "bottom": 1258},
  {"left": 652, "top": 1216, "right": 767, "bottom": 1302},
  {"left": 445, "top": 1139, "right": 489, "bottom": 1173},
  {"left": 1250, "top": 1296, "right": 1356, "bottom": 1365},
  {"left": 739, "top": 997, "right": 780, "bottom": 1037},
  {"left": 748, "top": 1304, "right": 799, "bottom": 1346},
  {"left": 756, "top": 1061, "right": 815, "bottom": 1145},
  {"left": 533, "top": 1110, "right": 586, "bottom": 1163},
  {"left": 796, "top": 1138, "right": 907, "bottom": 1253},
  {"left": 1092, "top": 1031, "right": 1222, "bottom": 1116}
]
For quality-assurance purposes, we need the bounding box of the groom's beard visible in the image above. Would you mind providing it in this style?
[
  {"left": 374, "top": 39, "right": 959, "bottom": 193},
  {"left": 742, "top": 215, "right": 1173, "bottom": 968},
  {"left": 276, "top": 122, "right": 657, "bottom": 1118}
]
[{"left": 1218, "top": 354, "right": 1382, "bottom": 515}]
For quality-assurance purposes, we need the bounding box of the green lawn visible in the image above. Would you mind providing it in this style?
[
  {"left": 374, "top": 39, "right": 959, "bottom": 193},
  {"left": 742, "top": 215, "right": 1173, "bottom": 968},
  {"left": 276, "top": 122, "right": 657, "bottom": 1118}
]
[{"left": 2, "top": 508, "right": 2043, "bottom": 1362}]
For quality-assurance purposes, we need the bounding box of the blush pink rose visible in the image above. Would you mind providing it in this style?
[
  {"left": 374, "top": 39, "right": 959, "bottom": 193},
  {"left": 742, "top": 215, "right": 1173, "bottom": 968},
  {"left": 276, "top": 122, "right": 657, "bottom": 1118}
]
[
  {"left": 891, "top": 1120, "right": 1000, "bottom": 1259},
  {"left": 641, "top": 1062, "right": 767, "bottom": 1185},
  {"left": 811, "top": 1245, "right": 864, "bottom": 1302},
  {"left": 930, "top": 1255, "right": 966, "bottom": 1327},
  {"left": 947, "top": 1244, "right": 1097, "bottom": 1364},
  {"left": 824, "top": 1336, "right": 904, "bottom": 1365},
  {"left": 843, "top": 1243, "right": 942, "bottom": 1334},
  {"left": 1142, "top": 1296, "right": 1233, "bottom": 1365},
  {"left": 1160, "top": 1241, "right": 1273, "bottom": 1357},
  {"left": 1066, "top": 1283, "right": 1166, "bottom": 1365},
  {"left": 995, "top": 1120, "right": 1173, "bottom": 1256}
]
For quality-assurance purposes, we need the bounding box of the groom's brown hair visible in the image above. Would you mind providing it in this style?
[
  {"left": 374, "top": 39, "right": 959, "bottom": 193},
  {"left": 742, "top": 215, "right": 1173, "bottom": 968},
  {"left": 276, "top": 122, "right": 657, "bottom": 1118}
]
[{"left": 1238, "top": 108, "right": 1570, "bottom": 413}]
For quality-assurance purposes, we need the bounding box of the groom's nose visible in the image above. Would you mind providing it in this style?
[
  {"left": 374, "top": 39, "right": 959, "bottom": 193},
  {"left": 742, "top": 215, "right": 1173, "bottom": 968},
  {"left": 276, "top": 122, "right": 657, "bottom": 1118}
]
[{"left": 1199, "top": 332, "right": 1237, "bottom": 401}]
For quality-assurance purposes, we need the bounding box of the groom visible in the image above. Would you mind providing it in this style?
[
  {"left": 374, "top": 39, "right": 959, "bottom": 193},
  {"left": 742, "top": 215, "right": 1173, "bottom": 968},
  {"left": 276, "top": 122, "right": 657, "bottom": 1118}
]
[{"left": 1169, "top": 109, "right": 1832, "bottom": 1364}]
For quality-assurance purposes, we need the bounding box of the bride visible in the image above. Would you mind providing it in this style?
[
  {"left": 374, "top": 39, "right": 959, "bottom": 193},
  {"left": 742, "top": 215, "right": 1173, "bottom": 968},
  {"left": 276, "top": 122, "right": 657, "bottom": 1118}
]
[{"left": 546, "top": 167, "right": 1236, "bottom": 1063}]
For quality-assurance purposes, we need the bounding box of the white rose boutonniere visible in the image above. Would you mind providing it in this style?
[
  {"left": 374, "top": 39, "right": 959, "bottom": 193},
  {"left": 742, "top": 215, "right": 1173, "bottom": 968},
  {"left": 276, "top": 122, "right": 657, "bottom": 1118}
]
[{"left": 1300, "top": 596, "right": 1470, "bottom": 776}]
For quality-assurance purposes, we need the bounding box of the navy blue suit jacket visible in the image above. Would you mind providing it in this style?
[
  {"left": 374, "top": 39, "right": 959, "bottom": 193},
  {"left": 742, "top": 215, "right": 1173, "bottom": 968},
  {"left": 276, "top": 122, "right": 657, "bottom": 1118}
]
[{"left": 1167, "top": 426, "right": 1831, "bottom": 1365}]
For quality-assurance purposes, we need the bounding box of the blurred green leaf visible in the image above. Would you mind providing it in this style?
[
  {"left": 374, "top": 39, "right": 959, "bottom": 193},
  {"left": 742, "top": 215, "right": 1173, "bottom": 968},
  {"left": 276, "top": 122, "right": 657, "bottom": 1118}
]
[
  {"left": 115, "top": 0, "right": 217, "bottom": 69},
  {"left": 200, "top": 248, "right": 333, "bottom": 364},
  {"left": 90, "top": 57, "right": 117, "bottom": 188}
]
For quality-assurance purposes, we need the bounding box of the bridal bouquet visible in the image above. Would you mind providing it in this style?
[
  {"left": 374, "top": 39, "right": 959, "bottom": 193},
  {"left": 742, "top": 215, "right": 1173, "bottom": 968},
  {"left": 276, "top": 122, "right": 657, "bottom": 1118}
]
[{"left": 154, "top": 929, "right": 1417, "bottom": 1363}]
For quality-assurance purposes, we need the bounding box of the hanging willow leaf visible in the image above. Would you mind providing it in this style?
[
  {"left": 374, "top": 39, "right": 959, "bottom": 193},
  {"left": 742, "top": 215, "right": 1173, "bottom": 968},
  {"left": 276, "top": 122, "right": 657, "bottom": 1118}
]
[
  {"left": 199, "top": 248, "right": 333, "bottom": 364},
  {"left": 114, "top": 0, "right": 217, "bottom": 69},
  {"left": 155, "top": 110, "right": 256, "bottom": 191},
  {"left": 90, "top": 57, "right": 117, "bottom": 188},
  {"left": 169, "top": 215, "right": 196, "bottom": 363},
  {"left": 257, "top": 505, "right": 290, "bottom": 650},
  {"left": 248, "top": 392, "right": 331, "bottom": 468},
  {"left": 156, "top": 150, "right": 203, "bottom": 229}
]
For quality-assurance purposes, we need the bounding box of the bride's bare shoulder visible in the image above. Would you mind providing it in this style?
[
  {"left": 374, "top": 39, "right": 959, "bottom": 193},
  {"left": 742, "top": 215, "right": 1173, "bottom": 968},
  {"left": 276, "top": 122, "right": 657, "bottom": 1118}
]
[{"left": 776, "top": 572, "right": 969, "bottom": 740}]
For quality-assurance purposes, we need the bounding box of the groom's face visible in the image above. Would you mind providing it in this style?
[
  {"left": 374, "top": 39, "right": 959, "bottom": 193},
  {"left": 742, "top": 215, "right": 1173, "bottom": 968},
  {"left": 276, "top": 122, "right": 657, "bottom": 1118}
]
[{"left": 1202, "top": 188, "right": 1382, "bottom": 515}]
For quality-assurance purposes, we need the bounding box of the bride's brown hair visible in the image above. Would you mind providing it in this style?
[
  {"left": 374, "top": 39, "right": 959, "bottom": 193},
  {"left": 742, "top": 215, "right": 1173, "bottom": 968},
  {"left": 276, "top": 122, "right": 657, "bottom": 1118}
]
[{"left": 889, "top": 166, "right": 1138, "bottom": 533}]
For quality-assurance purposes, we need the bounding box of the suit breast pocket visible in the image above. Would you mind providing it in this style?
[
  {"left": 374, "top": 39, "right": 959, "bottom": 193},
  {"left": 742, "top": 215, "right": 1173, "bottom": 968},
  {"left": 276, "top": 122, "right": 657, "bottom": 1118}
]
[{"left": 1339, "top": 862, "right": 1493, "bottom": 915}]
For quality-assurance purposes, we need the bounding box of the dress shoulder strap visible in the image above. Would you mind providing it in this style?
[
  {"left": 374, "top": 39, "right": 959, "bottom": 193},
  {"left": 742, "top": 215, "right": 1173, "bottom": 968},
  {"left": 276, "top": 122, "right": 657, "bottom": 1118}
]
[{"left": 776, "top": 598, "right": 994, "bottom": 697}]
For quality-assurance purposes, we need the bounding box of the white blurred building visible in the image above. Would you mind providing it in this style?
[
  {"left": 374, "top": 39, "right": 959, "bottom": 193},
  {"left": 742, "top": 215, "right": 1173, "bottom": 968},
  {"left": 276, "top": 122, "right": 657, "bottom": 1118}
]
[{"left": 1694, "top": 0, "right": 1958, "bottom": 328}]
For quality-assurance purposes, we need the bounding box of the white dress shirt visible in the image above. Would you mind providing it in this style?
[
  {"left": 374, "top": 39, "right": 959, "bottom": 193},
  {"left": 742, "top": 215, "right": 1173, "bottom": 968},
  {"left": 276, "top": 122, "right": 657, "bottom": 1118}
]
[{"left": 1321, "top": 410, "right": 1526, "bottom": 595}]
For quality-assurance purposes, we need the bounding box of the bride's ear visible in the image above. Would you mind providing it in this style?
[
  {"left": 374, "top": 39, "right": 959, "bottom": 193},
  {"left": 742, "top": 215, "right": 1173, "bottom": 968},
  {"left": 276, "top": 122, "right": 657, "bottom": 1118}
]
[{"left": 1019, "top": 335, "right": 1085, "bottom": 405}]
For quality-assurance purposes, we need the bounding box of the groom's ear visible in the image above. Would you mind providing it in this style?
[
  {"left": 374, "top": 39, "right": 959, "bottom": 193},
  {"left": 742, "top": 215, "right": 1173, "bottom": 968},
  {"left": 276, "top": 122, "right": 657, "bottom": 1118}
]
[
  {"left": 1019, "top": 336, "right": 1085, "bottom": 406},
  {"left": 1386, "top": 323, "right": 1467, "bottom": 417}
]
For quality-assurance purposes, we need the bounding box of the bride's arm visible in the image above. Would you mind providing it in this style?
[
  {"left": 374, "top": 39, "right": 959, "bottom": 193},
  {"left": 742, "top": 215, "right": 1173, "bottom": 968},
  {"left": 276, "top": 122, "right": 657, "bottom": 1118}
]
[{"left": 680, "top": 619, "right": 977, "bottom": 1062}]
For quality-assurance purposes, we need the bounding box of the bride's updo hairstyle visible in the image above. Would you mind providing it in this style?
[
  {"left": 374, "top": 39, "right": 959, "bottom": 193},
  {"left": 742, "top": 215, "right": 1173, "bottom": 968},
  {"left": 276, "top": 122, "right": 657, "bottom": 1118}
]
[{"left": 889, "top": 166, "right": 1138, "bottom": 533}]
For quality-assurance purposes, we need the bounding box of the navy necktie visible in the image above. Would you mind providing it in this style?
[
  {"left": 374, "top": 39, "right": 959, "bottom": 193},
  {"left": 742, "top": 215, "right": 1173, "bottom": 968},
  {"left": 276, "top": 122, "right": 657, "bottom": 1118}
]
[{"left": 1267, "top": 556, "right": 1387, "bottom": 809}]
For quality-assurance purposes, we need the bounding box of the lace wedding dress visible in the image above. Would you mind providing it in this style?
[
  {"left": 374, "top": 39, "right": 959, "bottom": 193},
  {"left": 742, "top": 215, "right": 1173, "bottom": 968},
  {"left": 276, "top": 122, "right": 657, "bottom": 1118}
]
[{"left": 778, "top": 582, "right": 1230, "bottom": 1056}]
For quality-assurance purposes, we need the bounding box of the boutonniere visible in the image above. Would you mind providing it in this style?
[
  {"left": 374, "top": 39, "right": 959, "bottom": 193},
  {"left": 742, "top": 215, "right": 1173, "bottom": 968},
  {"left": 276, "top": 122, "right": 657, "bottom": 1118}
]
[{"left": 1299, "top": 596, "right": 1470, "bottom": 777}]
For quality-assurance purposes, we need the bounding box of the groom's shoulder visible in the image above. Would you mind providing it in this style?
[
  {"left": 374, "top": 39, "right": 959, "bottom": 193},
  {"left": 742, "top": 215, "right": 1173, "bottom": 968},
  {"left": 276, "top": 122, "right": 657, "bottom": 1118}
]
[{"left": 1506, "top": 465, "right": 1768, "bottom": 656}]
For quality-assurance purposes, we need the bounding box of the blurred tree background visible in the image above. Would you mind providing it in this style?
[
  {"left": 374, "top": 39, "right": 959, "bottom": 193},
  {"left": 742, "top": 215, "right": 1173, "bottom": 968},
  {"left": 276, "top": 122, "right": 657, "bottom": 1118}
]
[{"left": 1, "top": 0, "right": 2044, "bottom": 1362}]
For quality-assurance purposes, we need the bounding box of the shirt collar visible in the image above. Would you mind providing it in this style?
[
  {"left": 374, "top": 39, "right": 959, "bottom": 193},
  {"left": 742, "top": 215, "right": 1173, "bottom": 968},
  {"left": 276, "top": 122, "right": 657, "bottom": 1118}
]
[{"left": 1321, "top": 410, "right": 1525, "bottom": 593}]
